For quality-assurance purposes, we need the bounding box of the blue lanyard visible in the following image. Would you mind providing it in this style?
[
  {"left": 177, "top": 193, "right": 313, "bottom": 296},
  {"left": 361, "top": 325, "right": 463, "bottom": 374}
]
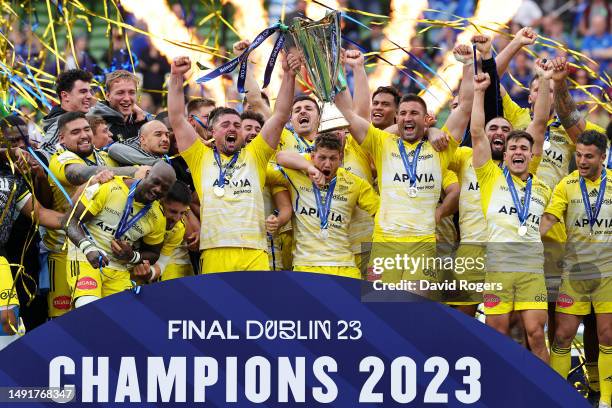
[
  {"left": 293, "top": 132, "right": 313, "bottom": 153},
  {"left": 544, "top": 117, "right": 561, "bottom": 146},
  {"left": 115, "top": 180, "right": 152, "bottom": 239},
  {"left": 607, "top": 144, "right": 612, "bottom": 169},
  {"left": 397, "top": 138, "right": 424, "bottom": 188},
  {"left": 504, "top": 167, "right": 532, "bottom": 227},
  {"left": 191, "top": 114, "right": 208, "bottom": 130},
  {"left": 213, "top": 147, "right": 239, "bottom": 189},
  {"left": 579, "top": 168, "right": 607, "bottom": 233},
  {"left": 312, "top": 178, "right": 337, "bottom": 230},
  {"left": 276, "top": 166, "right": 301, "bottom": 211}
]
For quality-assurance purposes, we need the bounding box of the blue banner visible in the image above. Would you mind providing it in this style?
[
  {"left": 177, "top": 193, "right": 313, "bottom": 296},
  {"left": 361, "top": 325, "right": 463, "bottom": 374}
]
[{"left": 0, "top": 272, "right": 588, "bottom": 406}]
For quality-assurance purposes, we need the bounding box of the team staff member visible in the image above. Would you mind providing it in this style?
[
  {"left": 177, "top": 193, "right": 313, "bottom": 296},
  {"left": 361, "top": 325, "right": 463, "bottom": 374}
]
[
  {"left": 64, "top": 162, "right": 176, "bottom": 306},
  {"left": 471, "top": 69, "right": 553, "bottom": 363},
  {"left": 540, "top": 130, "right": 612, "bottom": 408},
  {"left": 90, "top": 70, "right": 150, "bottom": 142},
  {"left": 168, "top": 53, "right": 299, "bottom": 273},
  {"left": 46, "top": 112, "right": 147, "bottom": 317},
  {"left": 276, "top": 133, "right": 379, "bottom": 278}
]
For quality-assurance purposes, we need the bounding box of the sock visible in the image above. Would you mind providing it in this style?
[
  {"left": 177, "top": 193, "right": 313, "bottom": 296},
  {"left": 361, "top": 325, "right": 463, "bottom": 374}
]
[
  {"left": 74, "top": 295, "right": 98, "bottom": 308},
  {"left": 600, "top": 345, "right": 612, "bottom": 406},
  {"left": 586, "top": 362, "right": 600, "bottom": 392},
  {"left": 550, "top": 343, "right": 571, "bottom": 378}
]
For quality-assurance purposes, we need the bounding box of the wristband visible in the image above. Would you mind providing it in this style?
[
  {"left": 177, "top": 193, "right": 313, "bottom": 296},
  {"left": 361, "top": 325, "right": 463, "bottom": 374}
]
[
  {"left": 130, "top": 251, "right": 141, "bottom": 264},
  {"left": 78, "top": 239, "right": 95, "bottom": 253},
  {"left": 454, "top": 53, "right": 473, "bottom": 65}
]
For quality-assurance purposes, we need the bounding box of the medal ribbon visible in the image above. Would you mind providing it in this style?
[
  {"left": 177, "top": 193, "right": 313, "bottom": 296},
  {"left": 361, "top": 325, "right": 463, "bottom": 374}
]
[
  {"left": 503, "top": 167, "right": 532, "bottom": 229},
  {"left": 544, "top": 117, "right": 561, "bottom": 148},
  {"left": 276, "top": 166, "right": 301, "bottom": 211},
  {"left": 397, "top": 139, "right": 424, "bottom": 190},
  {"left": 579, "top": 167, "right": 607, "bottom": 233},
  {"left": 607, "top": 144, "right": 612, "bottom": 169},
  {"left": 293, "top": 132, "right": 313, "bottom": 153},
  {"left": 213, "top": 147, "right": 239, "bottom": 191},
  {"left": 196, "top": 22, "right": 288, "bottom": 94},
  {"left": 312, "top": 178, "right": 337, "bottom": 231},
  {"left": 115, "top": 180, "right": 152, "bottom": 239}
]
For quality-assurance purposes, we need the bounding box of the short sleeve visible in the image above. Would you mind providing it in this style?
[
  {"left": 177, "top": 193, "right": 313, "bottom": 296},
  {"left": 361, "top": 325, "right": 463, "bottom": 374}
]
[
  {"left": 143, "top": 206, "right": 167, "bottom": 246},
  {"left": 361, "top": 124, "right": 385, "bottom": 166},
  {"left": 442, "top": 168, "right": 459, "bottom": 190},
  {"left": 160, "top": 221, "right": 185, "bottom": 256},
  {"left": 49, "top": 151, "right": 85, "bottom": 185},
  {"left": 180, "top": 140, "right": 207, "bottom": 198},
  {"left": 79, "top": 180, "right": 111, "bottom": 217},
  {"left": 544, "top": 179, "right": 568, "bottom": 221},
  {"left": 246, "top": 134, "right": 276, "bottom": 174},
  {"left": 438, "top": 124, "right": 459, "bottom": 170},
  {"left": 356, "top": 175, "right": 380, "bottom": 217},
  {"left": 502, "top": 93, "right": 531, "bottom": 130}
]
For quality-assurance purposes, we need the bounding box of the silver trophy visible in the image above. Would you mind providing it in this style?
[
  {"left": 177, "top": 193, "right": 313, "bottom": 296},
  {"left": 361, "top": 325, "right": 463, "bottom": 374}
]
[{"left": 290, "top": 11, "right": 349, "bottom": 132}]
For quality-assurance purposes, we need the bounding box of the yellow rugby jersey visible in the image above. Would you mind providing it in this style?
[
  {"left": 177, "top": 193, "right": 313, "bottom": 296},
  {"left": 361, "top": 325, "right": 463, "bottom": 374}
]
[
  {"left": 46, "top": 148, "right": 114, "bottom": 252},
  {"left": 277, "top": 128, "right": 315, "bottom": 155},
  {"left": 451, "top": 147, "right": 488, "bottom": 243},
  {"left": 160, "top": 219, "right": 190, "bottom": 266},
  {"left": 545, "top": 169, "right": 612, "bottom": 279},
  {"left": 343, "top": 135, "right": 375, "bottom": 254},
  {"left": 362, "top": 124, "right": 457, "bottom": 241},
  {"left": 451, "top": 147, "right": 544, "bottom": 243},
  {"left": 475, "top": 159, "right": 551, "bottom": 273},
  {"left": 67, "top": 176, "right": 166, "bottom": 271},
  {"left": 276, "top": 167, "right": 379, "bottom": 267},
  {"left": 181, "top": 135, "right": 274, "bottom": 251},
  {"left": 502, "top": 94, "right": 605, "bottom": 189}
]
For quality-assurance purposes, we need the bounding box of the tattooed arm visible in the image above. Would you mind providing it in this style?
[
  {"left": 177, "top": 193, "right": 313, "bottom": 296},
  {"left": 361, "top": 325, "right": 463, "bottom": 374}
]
[
  {"left": 64, "top": 163, "right": 144, "bottom": 186},
  {"left": 551, "top": 57, "right": 585, "bottom": 143}
]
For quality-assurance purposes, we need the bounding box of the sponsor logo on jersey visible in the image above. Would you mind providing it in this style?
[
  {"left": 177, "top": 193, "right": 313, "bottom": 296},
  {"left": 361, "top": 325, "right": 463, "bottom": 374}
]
[
  {"left": 76, "top": 277, "right": 98, "bottom": 290},
  {"left": 483, "top": 293, "right": 501, "bottom": 308},
  {"left": 556, "top": 293, "right": 574, "bottom": 308},
  {"left": 53, "top": 295, "right": 71, "bottom": 310},
  {"left": 0, "top": 289, "right": 17, "bottom": 301}
]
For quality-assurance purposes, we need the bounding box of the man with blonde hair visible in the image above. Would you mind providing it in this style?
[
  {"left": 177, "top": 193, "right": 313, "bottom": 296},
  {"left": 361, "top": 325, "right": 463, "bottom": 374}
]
[{"left": 90, "top": 70, "right": 150, "bottom": 142}]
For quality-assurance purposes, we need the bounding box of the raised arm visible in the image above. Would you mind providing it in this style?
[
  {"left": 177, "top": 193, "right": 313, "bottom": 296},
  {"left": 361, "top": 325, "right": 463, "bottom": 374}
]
[
  {"left": 343, "top": 49, "right": 370, "bottom": 120},
  {"left": 527, "top": 59, "right": 554, "bottom": 157},
  {"left": 495, "top": 27, "right": 537, "bottom": 77},
  {"left": 444, "top": 44, "right": 475, "bottom": 143},
  {"left": 551, "top": 57, "right": 586, "bottom": 143},
  {"left": 260, "top": 53, "right": 298, "bottom": 150},
  {"left": 471, "top": 73, "right": 493, "bottom": 168},
  {"left": 234, "top": 40, "right": 272, "bottom": 120},
  {"left": 334, "top": 51, "right": 371, "bottom": 144},
  {"left": 168, "top": 57, "right": 198, "bottom": 152},
  {"left": 65, "top": 202, "right": 109, "bottom": 269}
]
